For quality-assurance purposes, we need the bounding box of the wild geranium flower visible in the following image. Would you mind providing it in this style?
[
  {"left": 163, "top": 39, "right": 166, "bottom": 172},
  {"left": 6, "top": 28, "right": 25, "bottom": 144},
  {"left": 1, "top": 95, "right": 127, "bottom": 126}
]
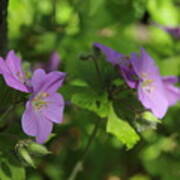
[
  {"left": 45, "top": 52, "right": 61, "bottom": 72},
  {"left": 33, "top": 52, "right": 61, "bottom": 73},
  {"left": 93, "top": 43, "right": 138, "bottom": 88},
  {"left": 131, "top": 49, "right": 169, "bottom": 118},
  {"left": 22, "top": 69, "right": 65, "bottom": 144},
  {"left": 162, "top": 76, "right": 180, "bottom": 106},
  {"left": 94, "top": 43, "right": 179, "bottom": 118},
  {"left": 0, "top": 50, "right": 31, "bottom": 92}
]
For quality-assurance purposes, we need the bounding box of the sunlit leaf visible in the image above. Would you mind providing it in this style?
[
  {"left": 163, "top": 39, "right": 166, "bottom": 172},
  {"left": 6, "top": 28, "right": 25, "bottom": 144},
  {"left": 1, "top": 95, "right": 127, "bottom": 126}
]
[
  {"left": 106, "top": 103, "right": 140, "bottom": 149},
  {"left": 72, "top": 90, "right": 109, "bottom": 118},
  {"left": 147, "top": 0, "right": 179, "bottom": 26}
]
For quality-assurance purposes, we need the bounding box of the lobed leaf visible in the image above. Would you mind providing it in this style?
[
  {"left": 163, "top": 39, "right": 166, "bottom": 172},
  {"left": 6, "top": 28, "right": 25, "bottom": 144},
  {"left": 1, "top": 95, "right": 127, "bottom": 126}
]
[
  {"left": 71, "top": 90, "right": 109, "bottom": 118},
  {"left": 106, "top": 103, "right": 140, "bottom": 149}
]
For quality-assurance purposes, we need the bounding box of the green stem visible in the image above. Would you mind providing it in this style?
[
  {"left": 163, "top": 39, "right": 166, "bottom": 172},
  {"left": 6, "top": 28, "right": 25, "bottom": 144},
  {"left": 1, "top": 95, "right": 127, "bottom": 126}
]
[
  {"left": 0, "top": 105, "right": 14, "bottom": 132},
  {"left": 0, "top": 105, "right": 14, "bottom": 123},
  {"left": 68, "top": 118, "right": 102, "bottom": 180},
  {"left": 93, "top": 57, "right": 103, "bottom": 83},
  {"left": 0, "top": 100, "right": 23, "bottom": 132}
]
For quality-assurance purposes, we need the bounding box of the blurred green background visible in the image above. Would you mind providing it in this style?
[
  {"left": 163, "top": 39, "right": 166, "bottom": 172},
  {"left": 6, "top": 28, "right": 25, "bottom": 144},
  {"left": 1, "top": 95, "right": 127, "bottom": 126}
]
[{"left": 0, "top": 0, "right": 180, "bottom": 179}]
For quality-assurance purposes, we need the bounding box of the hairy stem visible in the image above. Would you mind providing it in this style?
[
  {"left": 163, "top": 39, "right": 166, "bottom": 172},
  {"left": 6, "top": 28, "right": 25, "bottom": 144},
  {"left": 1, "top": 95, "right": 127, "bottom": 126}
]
[
  {"left": 68, "top": 118, "right": 103, "bottom": 180},
  {"left": 0, "top": 0, "right": 9, "bottom": 56},
  {"left": 0, "top": 105, "right": 14, "bottom": 132}
]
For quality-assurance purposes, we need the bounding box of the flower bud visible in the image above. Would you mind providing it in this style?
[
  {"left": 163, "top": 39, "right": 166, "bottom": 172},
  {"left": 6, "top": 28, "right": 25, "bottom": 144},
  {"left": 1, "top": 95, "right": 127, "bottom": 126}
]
[
  {"left": 27, "top": 142, "right": 51, "bottom": 156},
  {"left": 18, "top": 147, "right": 35, "bottom": 168}
]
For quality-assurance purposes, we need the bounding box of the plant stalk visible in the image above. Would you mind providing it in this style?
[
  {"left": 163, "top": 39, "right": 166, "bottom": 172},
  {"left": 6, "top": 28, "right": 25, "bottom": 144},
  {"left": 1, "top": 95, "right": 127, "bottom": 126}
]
[{"left": 68, "top": 118, "right": 102, "bottom": 180}]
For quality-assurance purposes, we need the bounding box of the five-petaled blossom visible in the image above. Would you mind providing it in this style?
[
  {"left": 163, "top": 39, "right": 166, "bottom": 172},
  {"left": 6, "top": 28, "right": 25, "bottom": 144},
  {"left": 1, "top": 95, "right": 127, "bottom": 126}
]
[
  {"left": 130, "top": 49, "right": 169, "bottom": 119},
  {"left": 22, "top": 69, "right": 65, "bottom": 143},
  {"left": 93, "top": 43, "right": 180, "bottom": 118},
  {"left": 0, "top": 50, "right": 31, "bottom": 93}
]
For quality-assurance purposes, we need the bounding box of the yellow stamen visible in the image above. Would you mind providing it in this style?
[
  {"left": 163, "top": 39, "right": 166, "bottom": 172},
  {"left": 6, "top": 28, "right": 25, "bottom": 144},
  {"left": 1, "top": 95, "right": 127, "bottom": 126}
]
[
  {"left": 32, "top": 92, "right": 49, "bottom": 110},
  {"left": 142, "top": 79, "right": 153, "bottom": 87}
]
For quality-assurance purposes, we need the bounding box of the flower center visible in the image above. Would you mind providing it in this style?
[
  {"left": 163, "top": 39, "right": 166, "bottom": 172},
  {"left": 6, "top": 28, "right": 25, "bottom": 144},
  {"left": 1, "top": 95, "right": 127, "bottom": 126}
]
[
  {"left": 140, "top": 73, "right": 155, "bottom": 93},
  {"left": 142, "top": 79, "right": 153, "bottom": 87},
  {"left": 142, "top": 79, "right": 155, "bottom": 93},
  {"left": 16, "top": 71, "right": 25, "bottom": 83},
  {"left": 32, "top": 92, "right": 49, "bottom": 110}
]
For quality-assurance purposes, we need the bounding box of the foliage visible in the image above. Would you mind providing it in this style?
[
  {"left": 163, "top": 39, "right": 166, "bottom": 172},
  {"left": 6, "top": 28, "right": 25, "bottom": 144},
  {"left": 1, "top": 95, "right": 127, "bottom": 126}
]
[{"left": 0, "top": 0, "right": 179, "bottom": 180}]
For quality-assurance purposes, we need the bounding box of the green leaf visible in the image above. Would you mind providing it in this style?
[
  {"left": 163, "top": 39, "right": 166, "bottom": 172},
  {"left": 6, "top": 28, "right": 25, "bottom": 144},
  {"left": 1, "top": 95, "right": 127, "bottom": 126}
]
[
  {"left": 71, "top": 90, "right": 109, "bottom": 118},
  {"left": 147, "top": 0, "right": 179, "bottom": 26},
  {"left": 106, "top": 103, "right": 140, "bottom": 149},
  {"left": 0, "top": 155, "right": 25, "bottom": 180},
  {"left": 7, "top": 163, "right": 25, "bottom": 180},
  {"left": 0, "top": 168, "right": 11, "bottom": 180}
]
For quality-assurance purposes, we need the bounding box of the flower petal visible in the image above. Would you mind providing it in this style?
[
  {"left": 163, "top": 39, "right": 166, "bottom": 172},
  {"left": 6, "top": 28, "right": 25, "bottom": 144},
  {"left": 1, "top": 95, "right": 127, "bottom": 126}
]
[
  {"left": 138, "top": 84, "right": 168, "bottom": 119},
  {"left": 45, "top": 93, "right": 64, "bottom": 106},
  {"left": 43, "top": 93, "right": 64, "bottom": 123},
  {"left": 162, "top": 76, "right": 180, "bottom": 106},
  {"left": 93, "top": 43, "right": 124, "bottom": 65},
  {"left": 119, "top": 65, "right": 138, "bottom": 88},
  {"left": 164, "top": 26, "right": 180, "bottom": 39},
  {"left": 0, "top": 57, "right": 8, "bottom": 74},
  {"left": 40, "top": 71, "right": 65, "bottom": 93},
  {"left": 162, "top": 76, "right": 178, "bottom": 84},
  {"left": 31, "top": 69, "right": 46, "bottom": 92},
  {"left": 22, "top": 101, "right": 37, "bottom": 136},
  {"left": 46, "top": 52, "right": 61, "bottom": 72},
  {"left": 131, "top": 49, "right": 160, "bottom": 80},
  {"left": 36, "top": 115, "right": 53, "bottom": 144},
  {"left": 94, "top": 43, "right": 138, "bottom": 88},
  {"left": 3, "top": 74, "right": 30, "bottom": 92},
  {"left": 0, "top": 52, "right": 30, "bottom": 93},
  {"left": 6, "top": 50, "right": 23, "bottom": 76},
  {"left": 31, "top": 69, "right": 65, "bottom": 94}
]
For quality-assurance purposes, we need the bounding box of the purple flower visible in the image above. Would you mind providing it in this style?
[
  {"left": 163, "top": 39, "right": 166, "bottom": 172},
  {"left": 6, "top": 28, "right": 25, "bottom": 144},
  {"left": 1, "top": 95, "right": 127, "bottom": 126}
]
[
  {"left": 130, "top": 49, "right": 169, "bottom": 118},
  {"left": 46, "top": 52, "right": 61, "bottom": 72},
  {"left": 93, "top": 43, "right": 180, "bottom": 118},
  {"left": 22, "top": 69, "right": 65, "bottom": 144},
  {"left": 93, "top": 43, "right": 138, "bottom": 88},
  {"left": 162, "top": 76, "right": 180, "bottom": 106},
  {"left": 33, "top": 52, "right": 61, "bottom": 73},
  {"left": 163, "top": 26, "right": 180, "bottom": 40},
  {"left": 93, "top": 43, "right": 124, "bottom": 65},
  {"left": 0, "top": 50, "right": 31, "bottom": 93},
  {"left": 154, "top": 23, "right": 180, "bottom": 40}
]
